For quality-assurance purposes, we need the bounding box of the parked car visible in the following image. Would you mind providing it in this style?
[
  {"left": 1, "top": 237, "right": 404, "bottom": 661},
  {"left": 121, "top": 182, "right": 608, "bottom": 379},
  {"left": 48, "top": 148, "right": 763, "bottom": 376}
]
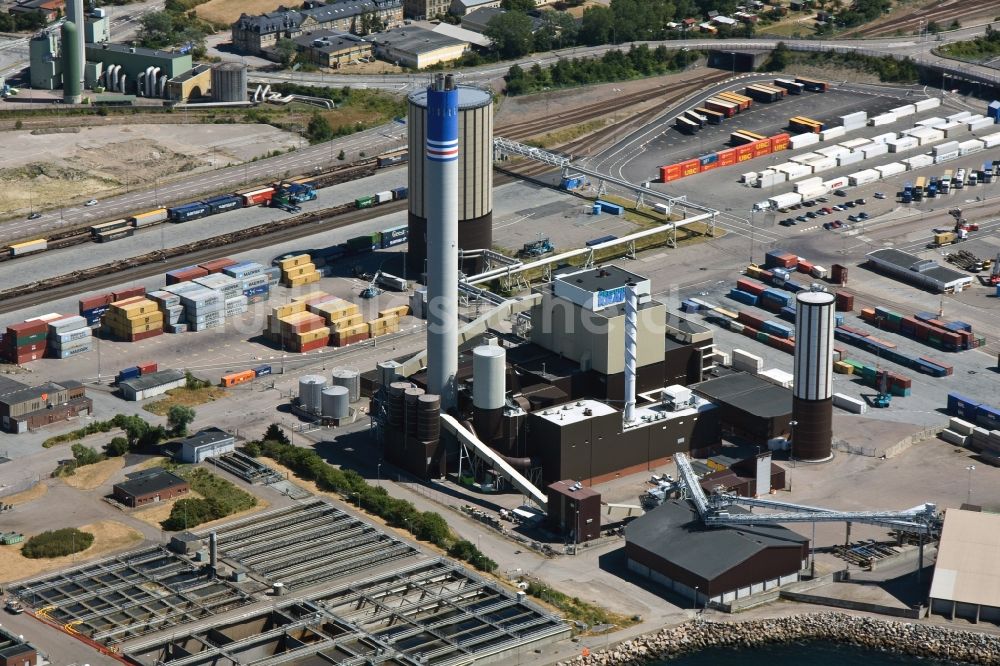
[
  {"left": 796, "top": 215, "right": 808, "bottom": 222},
  {"left": 874, "top": 192, "right": 886, "bottom": 199},
  {"left": 822, "top": 222, "right": 833, "bottom": 230},
  {"left": 854, "top": 198, "right": 866, "bottom": 205},
  {"left": 817, "top": 209, "right": 829, "bottom": 216},
  {"left": 834, "top": 189, "right": 848, "bottom": 197},
  {"left": 848, "top": 214, "right": 859, "bottom": 222},
  {"left": 85, "top": 199, "right": 98, "bottom": 206},
  {"left": 845, "top": 201, "right": 856, "bottom": 208},
  {"left": 858, "top": 212, "right": 870, "bottom": 220},
  {"left": 806, "top": 211, "right": 818, "bottom": 219},
  {"left": 780, "top": 219, "right": 795, "bottom": 227},
  {"left": 27, "top": 212, "right": 41, "bottom": 220},
  {"left": 816, "top": 197, "right": 829, "bottom": 203},
  {"left": 803, "top": 200, "right": 816, "bottom": 207}
]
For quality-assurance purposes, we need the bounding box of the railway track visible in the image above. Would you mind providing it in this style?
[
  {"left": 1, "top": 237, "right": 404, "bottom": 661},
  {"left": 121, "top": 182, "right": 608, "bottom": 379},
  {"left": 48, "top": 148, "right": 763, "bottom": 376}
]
[{"left": 847, "top": 0, "right": 994, "bottom": 37}]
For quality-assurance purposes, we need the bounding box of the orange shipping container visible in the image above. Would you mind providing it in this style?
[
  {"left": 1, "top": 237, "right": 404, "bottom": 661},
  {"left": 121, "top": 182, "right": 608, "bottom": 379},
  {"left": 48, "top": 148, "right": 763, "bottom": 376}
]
[
  {"left": 221, "top": 370, "right": 256, "bottom": 387},
  {"left": 736, "top": 145, "right": 754, "bottom": 162},
  {"left": 661, "top": 164, "right": 683, "bottom": 182},
  {"left": 717, "top": 148, "right": 737, "bottom": 167},
  {"left": 680, "top": 159, "right": 701, "bottom": 177},
  {"left": 753, "top": 139, "right": 771, "bottom": 158},
  {"left": 770, "top": 133, "right": 790, "bottom": 152}
]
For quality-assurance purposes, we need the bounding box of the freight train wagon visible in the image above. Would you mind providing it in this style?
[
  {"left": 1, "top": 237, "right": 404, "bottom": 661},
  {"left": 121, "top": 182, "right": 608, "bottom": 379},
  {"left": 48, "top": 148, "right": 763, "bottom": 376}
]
[
  {"left": 355, "top": 186, "right": 408, "bottom": 209},
  {"left": 90, "top": 219, "right": 129, "bottom": 238},
  {"left": 129, "top": 208, "right": 168, "bottom": 227},
  {"left": 377, "top": 151, "right": 408, "bottom": 168},
  {"left": 168, "top": 202, "right": 211, "bottom": 223},
  {"left": 704, "top": 98, "right": 738, "bottom": 117},
  {"left": 9, "top": 239, "right": 47, "bottom": 257}
]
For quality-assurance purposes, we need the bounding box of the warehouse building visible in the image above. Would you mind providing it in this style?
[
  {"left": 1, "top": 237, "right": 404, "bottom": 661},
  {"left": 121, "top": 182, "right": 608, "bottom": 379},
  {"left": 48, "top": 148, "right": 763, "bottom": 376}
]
[
  {"left": 179, "top": 427, "right": 236, "bottom": 463},
  {"left": 0, "top": 625, "right": 38, "bottom": 666},
  {"left": 929, "top": 508, "right": 1000, "bottom": 623},
  {"left": 546, "top": 480, "right": 601, "bottom": 544},
  {"left": 368, "top": 25, "right": 468, "bottom": 68},
  {"left": 9, "top": 0, "right": 64, "bottom": 23},
  {"left": 119, "top": 369, "right": 186, "bottom": 401},
  {"left": 449, "top": 0, "right": 500, "bottom": 16},
  {"left": 292, "top": 30, "right": 373, "bottom": 67},
  {"left": 690, "top": 371, "right": 793, "bottom": 446},
  {"left": 231, "top": 0, "right": 403, "bottom": 57},
  {"left": 625, "top": 499, "right": 808, "bottom": 606},
  {"left": 113, "top": 469, "right": 189, "bottom": 507},
  {"left": 0, "top": 376, "right": 92, "bottom": 434},
  {"left": 866, "top": 248, "right": 973, "bottom": 294},
  {"left": 460, "top": 7, "right": 545, "bottom": 33}
]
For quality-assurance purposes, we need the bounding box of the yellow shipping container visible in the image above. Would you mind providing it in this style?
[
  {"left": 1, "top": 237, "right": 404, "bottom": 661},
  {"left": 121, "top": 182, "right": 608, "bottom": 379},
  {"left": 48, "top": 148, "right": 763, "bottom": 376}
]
[
  {"left": 301, "top": 271, "right": 321, "bottom": 285},
  {"left": 292, "top": 290, "right": 330, "bottom": 303},
  {"left": 833, "top": 361, "right": 854, "bottom": 375},
  {"left": 329, "top": 313, "right": 364, "bottom": 331},
  {"left": 746, "top": 265, "right": 764, "bottom": 279},
  {"left": 114, "top": 300, "right": 159, "bottom": 316},
  {"left": 284, "top": 272, "right": 318, "bottom": 288},
  {"left": 370, "top": 322, "right": 400, "bottom": 337},
  {"left": 106, "top": 311, "right": 164, "bottom": 327},
  {"left": 109, "top": 321, "right": 162, "bottom": 335},
  {"left": 278, "top": 254, "right": 311, "bottom": 270},
  {"left": 273, "top": 301, "right": 306, "bottom": 319},
  {"left": 378, "top": 305, "right": 410, "bottom": 319},
  {"left": 338, "top": 323, "right": 369, "bottom": 337},
  {"left": 282, "top": 263, "right": 317, "bottom": 279},
  {"left": 295, "top": 327, "right": 330, "bottom": 344}
]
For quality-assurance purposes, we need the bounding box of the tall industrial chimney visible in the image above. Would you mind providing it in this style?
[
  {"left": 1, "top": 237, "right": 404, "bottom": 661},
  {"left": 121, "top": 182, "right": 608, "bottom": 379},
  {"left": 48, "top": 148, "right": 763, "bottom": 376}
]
[
  {"left": 425, "top": 73, "right": 459, "bottom": 410},
  {"left": 792, "top": 290, "right": 835, "bottom": 462},
  {"left": 623, "top": 283, "right": 638, "bottom": 423},
  {"left": 62, "top": 0, "right": 85, "bottom": 103}
]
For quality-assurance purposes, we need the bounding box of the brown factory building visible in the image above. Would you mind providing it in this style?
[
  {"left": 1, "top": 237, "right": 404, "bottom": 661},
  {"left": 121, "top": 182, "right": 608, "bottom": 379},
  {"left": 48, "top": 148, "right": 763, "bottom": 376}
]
[
  {"left": 0, "top": 624, "right": 38, "bottom": 666},
  {"left": 113, "top": 470, "right": 189, "bottom": 508},
  {"left": 0, "top": 376, "right": 92, "bottom": 434},
  {"left": 626, "top": 499, "right": 808, "bottom": 607},
  {"left": 546, "top": 480, "right": 601, "bottom": 543},
  {"left": 690, "top": 371, "right": 793, "bottom": 446}
]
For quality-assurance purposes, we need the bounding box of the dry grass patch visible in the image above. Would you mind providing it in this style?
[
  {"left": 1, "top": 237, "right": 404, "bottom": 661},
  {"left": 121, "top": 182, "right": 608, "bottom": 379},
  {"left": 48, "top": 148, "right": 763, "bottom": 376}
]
[
  {"left": 131, "top": 490, "right": 205, "bottom": 528},
  {"left": 144, "top": 385, "right": 228, "bottom": 416},
  {"left": 0, "top": 520, "right": 143, "bottom": 584},
  {"left": 526, "top": 119, "right": 607, "bottom": 149},
  {"left": 61, "top": 457, "right": 125, "bottom": 491},
  {"left": 2, "top": 482, "right": 48, "bottom": 506},
  {"left": 195, "top": 0, "right": 286, "bottom": 25}
]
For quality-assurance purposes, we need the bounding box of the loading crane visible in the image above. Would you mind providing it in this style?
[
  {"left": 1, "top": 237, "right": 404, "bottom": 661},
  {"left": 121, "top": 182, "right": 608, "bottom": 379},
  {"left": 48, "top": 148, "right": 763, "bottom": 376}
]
[
  {"left": 873, "top": 369, "right": 891, "bottom": 408},
  {"left": 360, "top": 271, "right": 382, "bottom": 299}
]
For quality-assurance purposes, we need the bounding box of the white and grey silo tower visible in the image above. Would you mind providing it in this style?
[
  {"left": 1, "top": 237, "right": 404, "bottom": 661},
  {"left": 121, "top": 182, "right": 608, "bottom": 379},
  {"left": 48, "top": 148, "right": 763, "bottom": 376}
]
[{"left": 792, "top": 290, "right": 835, "bottom": 462}]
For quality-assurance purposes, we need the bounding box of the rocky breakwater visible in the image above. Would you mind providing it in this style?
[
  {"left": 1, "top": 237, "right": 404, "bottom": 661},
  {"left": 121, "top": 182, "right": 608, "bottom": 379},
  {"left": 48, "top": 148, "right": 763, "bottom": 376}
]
[{"left": 560, "top": 613, "right": 1000, "bottom": 665}]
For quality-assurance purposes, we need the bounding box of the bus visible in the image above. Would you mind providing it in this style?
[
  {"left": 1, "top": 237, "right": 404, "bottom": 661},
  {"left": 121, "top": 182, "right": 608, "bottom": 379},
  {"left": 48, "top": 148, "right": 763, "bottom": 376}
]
[
  {"left": 795, "top": 76, "right": 829, "bottom": 92},
  {"left": 941, "top": 170, "right": 952, "bottom": 193},
  {"left": 914, "top": 176, "right": 926, "bottom": 200},
  {"left": 789, "top": 116, "right": 823, "bottom": 133}
]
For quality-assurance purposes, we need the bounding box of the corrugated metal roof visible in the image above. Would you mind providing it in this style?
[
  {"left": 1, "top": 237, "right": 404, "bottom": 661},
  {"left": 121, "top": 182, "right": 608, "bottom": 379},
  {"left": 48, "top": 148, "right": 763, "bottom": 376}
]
[
  {"left": 625, "top": 499, "right": 807, "bottom": 581},
  {"left": 691, "top": 372, "right": 792, "bottom": 419},
  {"left": 120, "top": 369, "right": 186, "bottom": 392},
  {"left": 929, "top": 508, "right": 1000, "bottom": 607}
]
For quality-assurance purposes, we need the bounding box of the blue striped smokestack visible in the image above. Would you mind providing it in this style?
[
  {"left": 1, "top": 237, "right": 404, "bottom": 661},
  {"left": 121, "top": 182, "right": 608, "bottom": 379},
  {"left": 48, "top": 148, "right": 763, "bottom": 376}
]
[{"left": 425, "top": 73, "right": 459, "bottom": 410}]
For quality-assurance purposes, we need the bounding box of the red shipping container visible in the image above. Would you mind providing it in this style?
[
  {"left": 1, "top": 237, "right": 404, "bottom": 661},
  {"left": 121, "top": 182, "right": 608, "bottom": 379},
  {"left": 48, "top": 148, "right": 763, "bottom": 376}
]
[
  {"left": 245, "top": 189, "right": 275, "bottom": 206},
  {"left": 8, "top": 320, "right": 48, "bottom": 336},
  {"left": 680, "top": 159, "right": 701, "bottom": 177},
  {"left": 113, "top": 286, "right": 145, "bottom": 301},
  {"left": 834, "top": 292, "right": 854, "bottom": 312},
  {"left": 198, "top": 258, "right": 237, "bottom": 274},
  {"left": 138, "top": 362, "right": 158, "bottom": 374},
  {"left": 717, "top": 148, "right": 737, "bottom": 167},
  {"left": 14, "top": 341, "right": 46, "bottom": 354},
  {"left": 10, "top": 351, "right": 43, "bottom": 364},
  {"left": 736, "top": 145, "right": 754, "bottom": 162},
  {"left": 661, "top": 164, "right": 683, "bottom": 182},
  {"left": 743, "top": 326, "right": 759, "bottom": 338},
  {"left": 797, "top": 260, "right": 814, "bottom": 274},
  {"left": 770, "top": 133, "right": 790, "bottom": 152},
  {"left": 738, "top": 311, "right": 765, "bottom": 327},
  {"left": 79, "top": 293, "right": 114, "bottom": 311},
  {"left": 129, "top": 329, "right": 163, "bottom": 342},
  {"left": 736, "top": 278, "right": 766, "bottom": 296},
  {"left": 753, "top": 139, "right": 771, "bottom": 158}
]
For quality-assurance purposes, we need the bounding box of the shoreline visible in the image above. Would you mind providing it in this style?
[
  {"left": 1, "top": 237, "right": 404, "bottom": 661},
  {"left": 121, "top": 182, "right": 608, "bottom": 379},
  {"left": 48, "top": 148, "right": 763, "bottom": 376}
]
[{"left": 557, "top": 613, "right": 1000, "bottom": 665}]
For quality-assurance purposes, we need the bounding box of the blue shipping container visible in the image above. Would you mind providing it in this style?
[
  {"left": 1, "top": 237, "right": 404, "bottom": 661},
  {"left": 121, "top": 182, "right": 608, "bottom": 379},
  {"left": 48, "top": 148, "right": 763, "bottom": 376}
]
[
  {"left": 762, "top": 321, "right": 793, "bottom": 338},
  {"left": 391, "top": 186, "right": 409, "bottom": 200},
  {"left": 947, "top": 392, "right": 981, "bottom": 416},
  {"left": 204, "top": 195, "right": 243, "bottom": 214},
  {"left": 727, "top": 289, "right": 758, "bottom": 306},
  {"left": 169, "top": 203, "right": 209, "bottom": 222},
  {"left": 254, "top": 364, "right": 272, "bottom": 377},
  {"left": 586, "top": 235, "right": 618, "bottom": 247},
  {"left": 977, "top": 405, "right": 1000, "bottom": 429},
  {"left": 596, "top": 200, "right": 624, "bottom": 216},
  {"left": 117, "top": 366, "right": 141, "bottom": 382}
]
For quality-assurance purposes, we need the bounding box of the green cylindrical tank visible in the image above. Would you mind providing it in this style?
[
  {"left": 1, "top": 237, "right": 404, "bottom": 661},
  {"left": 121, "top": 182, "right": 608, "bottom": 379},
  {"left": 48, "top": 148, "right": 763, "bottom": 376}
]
[{"left": 60, "top": 20, "right": 82, "bottom": 103}]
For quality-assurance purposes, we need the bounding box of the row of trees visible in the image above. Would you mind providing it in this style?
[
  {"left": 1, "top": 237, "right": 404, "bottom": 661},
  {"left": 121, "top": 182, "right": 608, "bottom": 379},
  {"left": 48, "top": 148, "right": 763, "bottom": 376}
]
[
  {"left": 138, "top": 0, "right": 214, "bottom": 58},
  {"left": 504, "top": 44, "right": 699, "bottom": 95},
  {"left": 0, "top": 11, "right": 46, "bottom": 33},
  {"left": 253, "top": 433, "right": 497, "bottom": 573}
]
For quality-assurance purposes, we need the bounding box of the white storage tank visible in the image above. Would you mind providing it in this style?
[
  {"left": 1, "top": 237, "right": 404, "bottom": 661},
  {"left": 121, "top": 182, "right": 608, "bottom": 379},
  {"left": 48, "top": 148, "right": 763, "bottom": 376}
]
[
  {"left": 322, "top": 385, "right": 350, "bottom": 419},
  {"left": 298, "top": 375, "right": 326, "bottom": 413},
  {"left": 331, "top": 368, "right": 361, "bottom": 402},
  {"left": 472, "top": 344, "right": 506, "bottom": 410}
]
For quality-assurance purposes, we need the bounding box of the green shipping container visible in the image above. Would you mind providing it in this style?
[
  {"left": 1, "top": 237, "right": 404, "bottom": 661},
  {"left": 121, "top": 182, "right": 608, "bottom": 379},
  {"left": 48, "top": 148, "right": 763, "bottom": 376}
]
[
  {"left": 356, "top": 196, "right": 374, "bottom": 209},
  {"left": 14, "top": 332, "right": 46, "bottom": 345}
]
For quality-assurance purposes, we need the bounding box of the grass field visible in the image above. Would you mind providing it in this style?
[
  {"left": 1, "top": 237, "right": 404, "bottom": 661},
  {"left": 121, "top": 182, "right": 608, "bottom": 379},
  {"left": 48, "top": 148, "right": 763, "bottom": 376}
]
[
  {"left": 61, "top": 457, "right": 125, "bottom": 491},
  {"left": 3, "top": 482, "right": 47, "bottom": 506},
  {"left": 144, "top": 385, "right": 228, "bottom": 416}
]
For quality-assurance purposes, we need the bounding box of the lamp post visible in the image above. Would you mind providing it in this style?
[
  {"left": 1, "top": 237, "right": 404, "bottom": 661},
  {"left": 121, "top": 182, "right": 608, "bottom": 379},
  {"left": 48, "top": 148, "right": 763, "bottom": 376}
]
[
  {"left": 788, "top": 420, "right": 798, "bottom": 469},
  {"left": 693, "top": 586, "right": 699, "bottom": 611},
  {"left": 377, "top": 462, "right": 382, "bottom": 487},
  {"left": 966, "top": 465, "right": 976, "bottom": 505}
]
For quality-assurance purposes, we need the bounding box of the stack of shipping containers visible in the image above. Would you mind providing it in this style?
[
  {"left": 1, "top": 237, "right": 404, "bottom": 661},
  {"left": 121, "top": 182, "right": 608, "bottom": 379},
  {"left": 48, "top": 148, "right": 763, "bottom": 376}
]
[
  {"left": 264, "top": 301, "right": 330, "bottom": 352},
  {"left": 2, "top": 320, "right": 48, "bottom": 363},
  {"left": 103, "top": 297, "right": 164, "bottom": 342},
  {"left": 278, "top": 254, "right": 320, "bottom": 288},
  {"left": 660, "top": 133, "right": 789, "bottom": 183},
  {"left": 48, "top": 315, "right": 93, "bottom": 359}
]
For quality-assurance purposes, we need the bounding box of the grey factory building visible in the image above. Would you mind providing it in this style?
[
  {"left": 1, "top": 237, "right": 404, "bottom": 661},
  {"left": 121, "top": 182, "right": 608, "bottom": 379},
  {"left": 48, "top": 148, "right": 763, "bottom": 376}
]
[
  {"left": 690, "top": 371, "right": 794, "bottom": 446},
  {"left": 929, "top": 508, "right": 1000, "bottom": 623},
  {"left": 626, "top": 499, "right": 809, "bottom": 607},
  {"left": 866, "top": 248, "right": 974, "bottom": 294}
]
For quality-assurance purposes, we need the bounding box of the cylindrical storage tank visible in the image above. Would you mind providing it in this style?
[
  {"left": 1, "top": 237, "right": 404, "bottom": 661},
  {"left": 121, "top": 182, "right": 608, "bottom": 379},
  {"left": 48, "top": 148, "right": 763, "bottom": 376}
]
[
  {"left": 407, "top": 84, "right": 493, "bottom": 275},
  {"left": 404, "top": 387, "right": 425, "bottom": 435},
  {"left": 792, "top": 290, "right": 835, "bottom": 462},
  {"left": 298, "top": 375, "right": 326, "bottom": 413},
  {"left": 60, "top": 21, "right": 82, "bottom": 104},
  {"left": 472, "top": 345, "right": 506, "bottom": 410},
  {"left": 331, "top": 368, "right": 360, "bottom": 403},
  {"left": 322, "top": 386, "right": 350, "bottom": 420},
  {"left": 211, "top": 62, "right": 248, "bottom": 102},
  {"left": 417, "top": 393, "right": 441, "bottom": 442},
  {"left": 378, "top": 360, "right": 401, "bottom": 388},
  {"left": 388, "top": 381, "right": 411, "bottom": 427}
]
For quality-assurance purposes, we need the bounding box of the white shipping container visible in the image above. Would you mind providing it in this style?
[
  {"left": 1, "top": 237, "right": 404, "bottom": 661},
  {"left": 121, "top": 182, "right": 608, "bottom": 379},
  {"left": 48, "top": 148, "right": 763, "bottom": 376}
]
[
  {"left": 832, "top": 393, "right": 867, "bottom": 414},
  {"left": 868, "top": 113, "right": 896, "bottom": 127},
  {"left": 914, "top": 97, "right": 941, "bottom": 112},
  {"left": 840, "top": 138, "right": 872, "bottom": 150},
  {"left": 817, "top": 145, "right": 850, "bottom": 159},
  {"left": 949, "top": 417, "right": 975, "bottom": 436},
  {"left": 861, "top": 143, "right": 889, "bottom": 159},
  {"left": 782, "top": 164, "right": 813, "bottom": 180},
  {"left": 732, "top": 349, "right": 764, "bottom": 373},
  {"left": 848, "top": 169, "right": 880, "bottom": 186},
  {"left": 810, "top": 157, "right": 837, "bottom": 173},
  {"left": 757, "top": 171, "right": 787, "bottom": 188},
  {"left": 794, "top": 177, "right": 823, "bottom": 192},
  {"left": 823, "top": 176, "right": 848, "bottom": 190},
  {"left": 653, "top": 203, "right": 669, "bottom": 215},
  {"left": 773, "top": 161, "right": 799, "bottom": 173},
  {"left": 887, "top": 137, "right": 918, "bottom": 153},
  {"left": 838, "top": 152, "right": 864, "bottom": 167},
  {"left": 968, "top": 117, "right": 995, "bottom": 132},
  {"left": 889, "top": 104, "right": 915, "bottom": 117},
  {"left": 811, "top": 265, "right": 828, "bottom": 279},
  {"left": 870, "top": 132, "right": 897, "bottom": 144},
  {"left": 767, "top": 192, "right": 803, "bottom": 209},
  {"left": 939, "top": 429, "right": 970, "bottom": 446},
  {"left": 790, "top": 151, "right": 822, "bottom": 165},
  {"left": 959, "top": 139, "right": 984, "bottom": 155},
  {"left": 820, "top": 126, "right": 846, "bottom": 141},
  {"left": 905, "top": 154, "right": 934, "bottom": 169},
  {"left": 946, "top": 111, "right": 972, "bottom": 122},
  {"left": 876, "top": 162, "right": 906, "bottom": 178},
  {"left": 741, "top": 171, "right": 759, "bottom": 184},
  {"left": 932, "top": 140, "right": 960, "bottom": 155},
  {"left": 913, "top": 129, "right": 944, "bottom": 145},
  {"left": 759, "top": 368, "right": 794, "bottom": 389},
  {"left": 789, "top": 133, "right": 820, "bottom": 149},
  {"left": 940, "top": 122, "right": 968, "bottom": 138},
  {"left": 841, "top": 111, "right": 867, "bottom": 125},
  {"left": 981, "top": 132, "right": 1000, "bottom": 148},
  {"left": 375, "top": 191, "right": 393, "bottom": 204},
  {"left": 797, "top": 183, "right": 830, "bottom": 198},
  {"left": 933, "top": 152, "right": 958, "bottom": 164}
]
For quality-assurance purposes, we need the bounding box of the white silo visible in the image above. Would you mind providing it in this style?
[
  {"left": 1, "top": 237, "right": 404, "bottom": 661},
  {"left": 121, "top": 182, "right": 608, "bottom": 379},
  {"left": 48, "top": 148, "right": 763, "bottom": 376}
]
[
  {"left": 298, "top": 375, "right": 326, "bottom": 413},
  {"left": 472, "top": 344, "right": 506, "bottom": 446},
  {"left": 322, "top": 386, "right": 350, "bottom": 420}
]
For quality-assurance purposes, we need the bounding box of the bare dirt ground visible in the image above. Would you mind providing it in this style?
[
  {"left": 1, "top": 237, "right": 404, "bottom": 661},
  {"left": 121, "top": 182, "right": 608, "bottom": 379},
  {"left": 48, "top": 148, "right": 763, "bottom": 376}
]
[
  {"left": 3, "top": 482, "right": 47, "bottom": 506},
  {"left": 60, "top": 457, "right": 125, "bottom": 492},
  {"left": 196, "top": 0, "right": 286, "bottom": 25},
  {"left": 0, "top": 123, "right": 306, "bottom": 215},
  {"left": 0, "top": 519, "right": 143, "bottom": 583}
]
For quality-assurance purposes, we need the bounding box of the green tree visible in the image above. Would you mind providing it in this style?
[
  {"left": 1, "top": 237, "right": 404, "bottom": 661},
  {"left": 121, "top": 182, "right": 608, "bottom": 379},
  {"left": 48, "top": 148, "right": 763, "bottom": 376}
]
[
  {"left": 485, "top": 11, "right": 534, "bottom": 58},
  {"left": 139, "top": 10, "right": 175, "bottom": 48},
  {"left": 306, "top": 113, "right": 334, "bottom": 144},
  {"left": 275, "top": 38, "right": 298, "bottom": 67},
  {"left": 579, "top": 5, "right": 614, "bottom": 45},
  {"left": 22, "top": 528, "right": 94, "bottom": 559},
  {"left": 242, "top": 441, "right": 262, "bottom": 457},
  {"left": 264, "top": 423, "right": 291, "bottom": 445},
  {"left": 105, "top": 436, "right": 130, "bottom": 457},
  {"left": 71, "top": 444, "right": 102, "bottom": 466},
  {"left": 166, "top": 405, "right": 196, "bottom": 436},
  {"left": 501, "top": 0, "right": 536, "bottom": 12},
  {"left": 337, "top": 149, "right": 346, "bottom": 160},
  {"left": 762, "top": 41, "right": 790, "bottom": 71}
]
